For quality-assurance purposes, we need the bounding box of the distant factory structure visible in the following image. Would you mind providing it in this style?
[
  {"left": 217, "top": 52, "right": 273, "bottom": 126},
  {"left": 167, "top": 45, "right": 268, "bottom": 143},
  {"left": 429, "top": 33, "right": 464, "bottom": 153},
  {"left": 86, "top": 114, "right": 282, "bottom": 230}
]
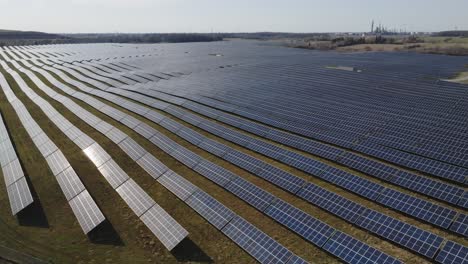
[{"left": 369, "top": 20, "right": 411, "bottom": 35}]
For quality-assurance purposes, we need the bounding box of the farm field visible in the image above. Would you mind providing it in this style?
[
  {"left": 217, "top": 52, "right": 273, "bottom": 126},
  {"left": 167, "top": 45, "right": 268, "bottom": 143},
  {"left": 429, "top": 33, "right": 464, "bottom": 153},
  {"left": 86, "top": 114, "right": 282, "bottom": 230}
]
[{"left": 0, "top": 40, "right": 467, "bottom": 264}]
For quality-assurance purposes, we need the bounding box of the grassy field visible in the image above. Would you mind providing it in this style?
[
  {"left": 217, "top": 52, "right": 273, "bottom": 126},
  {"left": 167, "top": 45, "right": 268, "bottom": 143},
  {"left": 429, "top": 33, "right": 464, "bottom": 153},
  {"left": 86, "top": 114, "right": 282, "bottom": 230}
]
[{"left": 290, "top": 36, "right": 468, "bottom": 56}]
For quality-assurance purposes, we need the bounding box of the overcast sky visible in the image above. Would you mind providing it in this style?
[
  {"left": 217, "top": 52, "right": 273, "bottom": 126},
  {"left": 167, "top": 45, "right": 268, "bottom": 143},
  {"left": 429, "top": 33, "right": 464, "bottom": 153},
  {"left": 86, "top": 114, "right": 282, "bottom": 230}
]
[{"left": 2, "top": 0, "right": 468, "bottom": 33}]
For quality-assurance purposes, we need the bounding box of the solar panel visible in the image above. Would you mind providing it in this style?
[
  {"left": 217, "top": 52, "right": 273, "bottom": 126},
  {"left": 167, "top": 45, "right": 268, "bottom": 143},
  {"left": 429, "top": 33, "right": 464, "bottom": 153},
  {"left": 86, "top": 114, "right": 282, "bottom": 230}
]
[
  {"left": 140, "top": 204, "right": 189, "bottom": 251},
  {"left": 221, "top": 216, "right": 297, "bottom": 264},
  {"left": 280, "top": 152, "right": 328, "bottom": 177},
  {"left": 45, "top": 150, "right": 71, "bottom": 176},
  {"left": 73, "top": 133, "right": 95, "bottom": 150},
  {"left": 120, "top": 115, "right": 141, "bottom": 129},
  {"left": 192, "top": 160, "right": 235, "bottom": 187},
  {"left": 157, "top": 171, "right": 198, "bottom": 201},
  {"left": 144, "top": 110, "right": 165, "bottom": 124},
  {"left": 118, "top": 137, "right": 147, "bottom": 161},
  {"left": 136, "top": 153, "right": 168, "bottom": 179},
  {"left": 245, "top": 139, "right": 289, "bottom": 161},
  {"left": 297, "top": 183, "right": 366, "bottom": 223},
  {"left": 170, "top": 146, "right": 202, "bottom": 169},
  {"left": 264, "top": 199, "right": 334, "bottom": 247},
  {"left": 177, "top": 127, "right": 205, "bottom": 145},
  {"left": 160, "top": 117, "right": 183, "bottom": 133},
  {"left": 116, "top": 179, "right": 154, "bottom": 217},
  {"left": 222, "top": 131, "right": 252, "bottom": 147},
  {"left": 105, "top": 127, "right": 128, "bottom": 144},
  {"left": 320, "top": 167, "right": 384, "bottom": 201},
  {"left": 286, "top": 255, "right": 309, "bottom": 264},
  {"left": 458, "top": 192, "right": 468, "bottom": 209},
  {"left": 94, "top": 120, "right": 113, "bottom": 134},
  {"left": 337, "top": 152, "right": 398, "bottom": 181},
  {"left": 2, "top": 159, "right": 24, "bottom": 187},
  {"left": 134, "top": 122, "right": 157, "bottom": 139},
  {"left": 198, "top": 138, "right": 231, "bottom": 157},
  {"left": 224, "top": 150, "right": 266, "bottom": 174},
  {"left": 56, "top": 166, "right": 86, "bottom": 201},
  {"left": 0, "top": 140, "right": 16, "bottom": 165},
  {"left": 449, "top": 213, "right": 467, "bottom": 237},
  {"left": 69, "top": 190, "right": 105, "bottom": 234},
  {"left": 83, "top": 143, "right": 111, "bottom": 167},
  {"left": 256, "top": 164, "right": 306, "bottom": 194},
  {"left": 31, "top": 132, "right": 49, "bottom": 147},
  {"left": 101, "top": 106, "right": 126, "bottom": 121},
  {"left": 7, "top": 177, "right": 34, "bottom": 215},
  {"left": 186, "top": 189, "right": 236, "bottom": 229},
  {"left": 390, "top": 171, "right": 464, "bottom": 205},
  {"left": 36, "top": 140, "right": 59, "bottom": 157},
  {"left": 356, "top": 209, "right": 443, "bottom": 258},
  {"left": 62, "top": 127, "right": 82, "bottom": 141},
  {"left": 97, "top": 159, "right": 130, "bottom": 189},
  {"left": 149, "top": 134, "right": 178, "bottom": 154},
  {"left": 435, "top": 241, "right": 467, "bottom": 264},
  {"left": 224, "top": 176, "right": 275, "bottom": 211},
  {"left": 322, "top": 231, "right": 402, "bottom": 264},
  {"left": 376, "top": 188, "right": 457, "bottom": 228}
]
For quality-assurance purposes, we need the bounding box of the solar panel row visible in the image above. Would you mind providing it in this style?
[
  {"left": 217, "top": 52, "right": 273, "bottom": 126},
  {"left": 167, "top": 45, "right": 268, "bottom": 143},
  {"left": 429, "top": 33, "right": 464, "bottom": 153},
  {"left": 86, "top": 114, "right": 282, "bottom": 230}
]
[
  {"left": 23, "top": 63, "right": 309, "bottom": 262},
  {"left": 104, "top": 86, "right": 463, "bottom": 237},
  {"left": 0, "top": 70, "right": 104, "bottom": 233},
  {"left": 169, "top": 97, "right": 465, "bottom": 206},
  {"left": 8, "top": 65, "right": 188, "bottom": 250},
  {"left": 144, "top": 82, "right": 467, "bottom": 186},
  {"left": 42, "top": 62, "right": 402, "bottom": 264},
  {"left": 107, "top": 85, "right": 465, "bottom": 214}
]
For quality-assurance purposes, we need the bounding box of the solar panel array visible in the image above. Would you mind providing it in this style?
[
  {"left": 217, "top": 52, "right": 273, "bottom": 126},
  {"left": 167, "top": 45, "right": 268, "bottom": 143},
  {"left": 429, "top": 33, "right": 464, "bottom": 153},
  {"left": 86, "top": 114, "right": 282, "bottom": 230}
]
[
  {"left": 3, "top": 63, "right": 188, "bottom": 250},
  {"left": 3, "top": 58, "right": 307, "bottom": 262},
  {"left": 32, "top": 58, "right": 403, "bottom": 263},
  {"left": 0, "top": 111, "right": 33, "bottom": 215},
  {"left": 0, "top": 70, "right": 104, "bottom": 233},
  {"left": 1, "top": 42, "right": 467, "bottom": 263}
]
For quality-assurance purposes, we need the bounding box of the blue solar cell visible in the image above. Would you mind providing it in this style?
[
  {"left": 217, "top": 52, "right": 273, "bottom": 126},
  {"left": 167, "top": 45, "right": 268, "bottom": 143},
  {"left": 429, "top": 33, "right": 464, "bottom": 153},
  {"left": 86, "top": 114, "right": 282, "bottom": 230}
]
[
  {"left": 435, "top": 241, "right": 467, "bottom": 264},
  {"left": 337, "top": 152, "right": 397, "bottom": 181},
  {"left": 323, "top": 231, "right": 402, "bottom": 264},
  {"left": 222, "top": 131, "right": 252, "bottom": 147},
  {"left": 264, "top": 199, "right": 334, "bottom": 247},
  {"left": 221, "top": 216, "right": 297, "bottom": 264},
  {"left": 198, "top": 138, "right": 231, "bottom": 157},
  {"left": 256, "top": 164, "right": 306, "bottom": 194},
  {"left": 390, "top": 171, "right": 463, "bottom": 205},
  {"left": 176, "top": 127, "right": 205, "bottom": 145},
  {"left": 457, "top": 192, "right": 468, "bottom": 209},
  {"left": 286, "top": 255, "right": 309, "bottom": 264},
  {"left": 280, "top": 152, "right": 328, "bottom": 176},
  {"left": 449, "top": 213, "right": 468, "bottom": 237},
  {"left": 246, "top": 139, "right": 289, "bottom": 161},
  {"left": 320, "top": 167, "right": 384, "bottom": 201},
  {"left": 170, "top": 146, "right": 202, "bottom": 169},
  {"left": 224, "top": 150, "right": 266, "bottom": 174},
  {"left": 192, "top": 160, "right": 235, "bottom": 187},
  {"left": 297, "top": 183, "right": 366, "bottom": 223},
  {"left": 179, "top": 112, "right": 204, "bottom": 126},
  {"left": 186, "top": 190, "right": 236, "bottom": 229},
  {"left": 157, "top": 171, "right": 198, "bottom": 201},
  {"left": 159, "top": 117, "right": 183, "bottom": 133},
  {"left": 165, "top": 105, "right": 186, "bottom": 118},
  {"left": 376, "top": 188, "right": 457, "bottom": 228},
  {"left": 224, "top": 176, "right": 275, "bottom": 211},
  {"left": 149, "top": 134, "right": 178, "bottom": 154},
  {"left": 356, "top": 209, "right": 444, "bottom": 258}
]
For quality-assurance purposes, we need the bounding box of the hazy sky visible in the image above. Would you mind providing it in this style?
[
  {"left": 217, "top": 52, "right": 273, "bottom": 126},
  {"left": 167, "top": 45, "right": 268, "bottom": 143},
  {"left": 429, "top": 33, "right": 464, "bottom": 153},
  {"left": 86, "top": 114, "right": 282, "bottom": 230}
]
[{"left": 2, "top": 0, "right": 467, "bottom": 33}]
